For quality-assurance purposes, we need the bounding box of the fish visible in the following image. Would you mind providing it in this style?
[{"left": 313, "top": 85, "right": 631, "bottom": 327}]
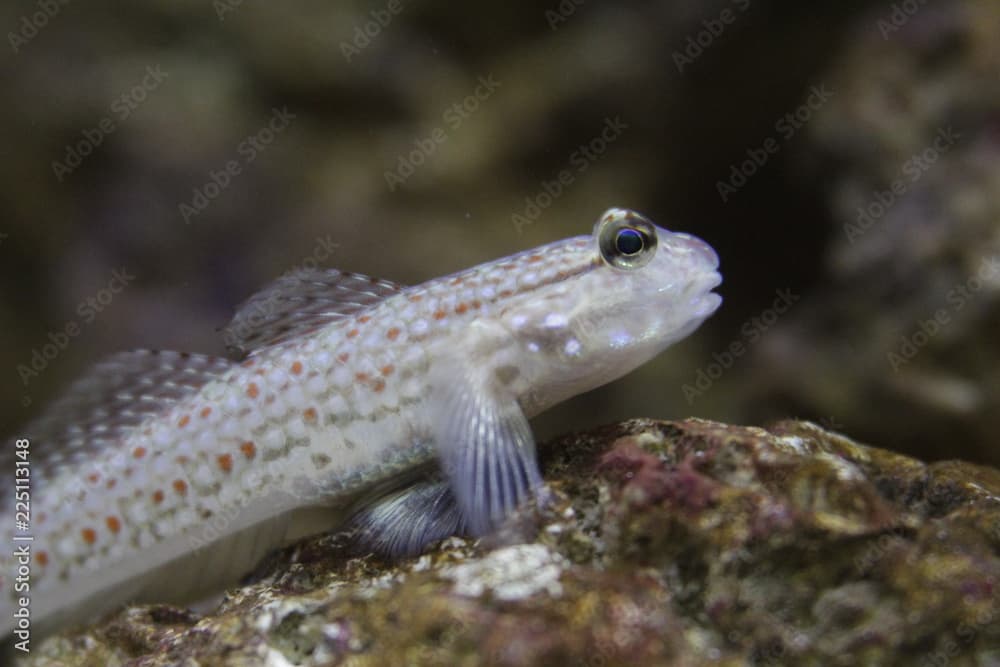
[{"left": 0, "top": 208, "right": 722, "bottom": 642}]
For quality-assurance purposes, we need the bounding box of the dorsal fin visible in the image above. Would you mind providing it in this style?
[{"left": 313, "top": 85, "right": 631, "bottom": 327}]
[
  {"left": 219, "top": 268, "right": 406, "bottom": 359},
  {"left": 16, "top": 350, "right": 231, "bottom": 475}
]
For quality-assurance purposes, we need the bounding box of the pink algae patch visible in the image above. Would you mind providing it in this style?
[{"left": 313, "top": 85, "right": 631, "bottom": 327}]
[{"left": 598, "top": 438, "right": 719, "bottom": 512}]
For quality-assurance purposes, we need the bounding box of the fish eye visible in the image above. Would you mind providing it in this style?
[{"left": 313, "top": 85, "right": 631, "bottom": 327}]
[
  {"left": 616, "top": 228, "right": 644, "bottom": 255},
  {"left": 596, "top": 210, "right": 658, "bottom": 270}
]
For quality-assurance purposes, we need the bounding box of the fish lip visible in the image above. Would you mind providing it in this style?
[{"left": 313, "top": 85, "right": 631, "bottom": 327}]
[
  {"left": 653, "top": 269, "right": 722, "bottom": 299},
  {"left": 695, "top": 291, "right": 723, "bottom": 318},
  {"left": 692, "top": 271, "right": 723, "bottom": 317}
]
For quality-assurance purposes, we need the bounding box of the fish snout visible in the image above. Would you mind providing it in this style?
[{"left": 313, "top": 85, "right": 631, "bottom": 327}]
[{"left": 671, "top": 232, "right": 720, "bottom": 271}]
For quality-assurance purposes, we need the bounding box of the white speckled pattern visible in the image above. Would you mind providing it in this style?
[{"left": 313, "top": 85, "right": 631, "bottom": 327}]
[{"left": 1, "top": 208, "right": 722, "bottom": 636}]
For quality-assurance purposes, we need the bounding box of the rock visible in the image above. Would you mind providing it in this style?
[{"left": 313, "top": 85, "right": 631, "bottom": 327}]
[
  {"left": 17, "top": 418, "right": 1000, "bottom": 666},
  {"left": 748, "top": 0, "right": 1000, "bottom": 467}
]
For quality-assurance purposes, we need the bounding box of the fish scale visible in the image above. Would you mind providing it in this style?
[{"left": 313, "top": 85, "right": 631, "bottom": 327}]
[{"left": 1, "top": 209, "right": 722, "bottom": 641}]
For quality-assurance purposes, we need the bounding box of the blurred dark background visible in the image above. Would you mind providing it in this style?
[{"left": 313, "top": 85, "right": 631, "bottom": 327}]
[{"left": 2, "top": 0, "right": 998, "bottom": 465}]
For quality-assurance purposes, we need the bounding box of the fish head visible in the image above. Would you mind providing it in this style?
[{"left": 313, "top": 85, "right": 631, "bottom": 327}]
[{"left": 501, "top": 208, "right": 722, "bottom": 415}]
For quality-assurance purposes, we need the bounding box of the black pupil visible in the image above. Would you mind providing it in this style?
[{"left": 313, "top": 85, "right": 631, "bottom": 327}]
[{"left": 616, "top": 228, "right": 644, "bottom": 255}]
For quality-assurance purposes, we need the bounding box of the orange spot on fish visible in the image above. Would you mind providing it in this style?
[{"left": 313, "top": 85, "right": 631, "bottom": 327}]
[
  {"left": 240, "top": 441, "right": 257, "bottom": 460},
  {"left": 471, "top": 300, "right": 482, "bottom": 309},
  {"left": 106, "top": 516, "right": 122, "bottom": 534},
  {"left": 527, "top": 254, "right": 543, "bottom": 263},
  {"left": 175, "top": 455, "right": 190, "bottom": 465},
  {"left": 409, "top": 294, "right": 423, "bottom": 302},
  {"left": 152, "top": 490, "right": 165, "bottom": 504},
  {"left": 217, "top": 454, "right": 233, "bottom": 473},
  {"left": 387, "top": 327, "right": 401, "bottom": 340},
  {"left": 247, "top": 383, "right": 260, "bottom": 399},
  {"left": 338, "top": 352, "right": 350, "bottom": 363},
  {"left": 358, "top": 315, "right": 372, "bottom": 324},
  {"left": 106, "top": 478, "right": 117, "bottom": 489},
  {"left": 450, "top": 277, "right": 464, "bottom": 286},
  {"left": 173, "top": 480, "right": 188, "bottom": 495},
  {"left": 433, "top": 310, "right": 446, "bottom": 320},
  {"left": 372, "top": 379, "right": 386, "bottom": 393},
  {"left": 133, "top": 447, "right": 147, "bottom": 459},
  {"left": 81, "top": 528, "right": 97, "bottom": 544},
  {"left": 455, "top": 303, "right": 468, "bottom": 314},
  {"left": 355, "top": 372, "right": 370, "bottom": 382},
  {"left": 290, "top": 361, "right": 303, "bottom": 375},
  {"left": 499, "top": 289, "right": 514, "bottom": 298},
  {"left": 87, "top": 473, "right": 100, "bottom": 484},
  {"left": 242, "top": 359, "right": 255, "bottom": 368},
  {"left": 200, "top": 407, "right": 212, "bottom": 418},
  {"left": 347, "top": 328, "right": 360, "bottom": 339},
  {"left": 36, "top": 551, "right": 48, "bottom": 566},
  {"left": 303, "top": 407, "right": 318, "bottom": 422},
  {"left": 178, "top": 415, "right": 190, "bottom": 428},
  {"left": 381, "top": 365, "right": 395, "bottom": 376}
]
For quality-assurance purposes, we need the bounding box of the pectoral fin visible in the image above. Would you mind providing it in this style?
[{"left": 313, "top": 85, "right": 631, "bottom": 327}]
[{"left": 428, "top": 366, "right": 544, "bottom": 536}]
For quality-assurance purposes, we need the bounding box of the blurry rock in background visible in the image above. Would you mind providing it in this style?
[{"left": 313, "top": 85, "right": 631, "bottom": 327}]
[
  {"left": 746, "top": 0, "right": 1000, "bottom": 465},
  {"left": 1, "top": 0, "right": 997, "bottom": 465}
]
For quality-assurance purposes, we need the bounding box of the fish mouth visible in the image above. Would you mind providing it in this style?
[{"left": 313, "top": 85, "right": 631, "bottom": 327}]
[
  {"left": 693, "top": 291, "right": 723, "bottom": 319},
  {"left": 691, "top": 270, "right": 723, "bottom": 319}
]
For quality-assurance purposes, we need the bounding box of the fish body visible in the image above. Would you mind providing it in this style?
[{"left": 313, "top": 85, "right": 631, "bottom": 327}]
[{"left": 1, "top": 208, "right": 721, "bottom": 638}]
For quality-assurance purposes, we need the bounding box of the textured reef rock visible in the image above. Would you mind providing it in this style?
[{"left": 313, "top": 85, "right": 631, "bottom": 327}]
[
  {"left": 20, "top": 419, "right": 1000, "bottom": 666},
  {"left": 748, "top": 0, "right": 1000, "bottom": 466}
]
